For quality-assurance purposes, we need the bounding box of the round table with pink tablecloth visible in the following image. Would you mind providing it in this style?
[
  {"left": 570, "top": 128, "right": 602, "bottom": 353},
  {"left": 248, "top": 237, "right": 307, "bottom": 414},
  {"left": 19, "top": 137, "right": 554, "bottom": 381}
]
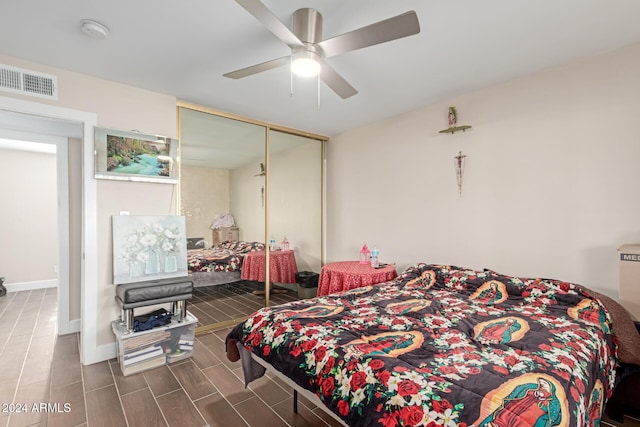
[
  {"left": 240, "top": 250, "right": 297, "bottom": 283},
  {"left": 317, "top": 261, "right": 397, "bottom": 296}
]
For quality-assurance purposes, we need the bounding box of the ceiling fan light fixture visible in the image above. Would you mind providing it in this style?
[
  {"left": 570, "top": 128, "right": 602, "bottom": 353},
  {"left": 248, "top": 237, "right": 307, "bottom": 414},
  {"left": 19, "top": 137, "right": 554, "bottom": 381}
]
[
  {"left": 291, "top": 50, "right": 321, "bottom": 78},
  {"left": 225, "top": 2, "right": 419, "bottom": 99}
]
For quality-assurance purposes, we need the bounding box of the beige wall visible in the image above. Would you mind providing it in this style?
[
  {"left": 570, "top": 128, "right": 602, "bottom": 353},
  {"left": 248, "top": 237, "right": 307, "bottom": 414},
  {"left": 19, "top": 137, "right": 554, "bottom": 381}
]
[
  {"left": 327, "top": 43, "right": 640, "bottom": 299},
  {"left": 0, "top": 148, "right": 57, "bottom": 283},
  {"left": 180, "top": 165, "right": 230, "bottom": 246},
  {"left": 0, "top": 54, "right": 177, "bottom": 349}
]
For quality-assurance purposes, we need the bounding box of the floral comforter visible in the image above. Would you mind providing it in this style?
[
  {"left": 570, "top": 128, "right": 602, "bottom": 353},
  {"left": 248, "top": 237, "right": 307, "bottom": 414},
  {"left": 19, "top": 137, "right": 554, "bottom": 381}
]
[
  {"left": 228, "top": 263, "right": 617, "bottom": 427},
  {"left": 187, "top": 241, "right": 264, "bottom": 273}
]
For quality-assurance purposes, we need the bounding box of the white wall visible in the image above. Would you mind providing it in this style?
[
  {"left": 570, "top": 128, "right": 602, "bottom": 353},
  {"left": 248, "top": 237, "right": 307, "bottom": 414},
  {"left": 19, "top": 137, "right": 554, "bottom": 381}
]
[
  {"left": 0, "top": 148, "right": 57, "bottom": 283},
  {"left": 327, "top": 43, "right": 640, "bottom": 299},
  {"left": 230, "top": 162, "right": 265, "bottom": 242},
  {"left": 180, "top": 165, "right": 229, "bottom": 246}
]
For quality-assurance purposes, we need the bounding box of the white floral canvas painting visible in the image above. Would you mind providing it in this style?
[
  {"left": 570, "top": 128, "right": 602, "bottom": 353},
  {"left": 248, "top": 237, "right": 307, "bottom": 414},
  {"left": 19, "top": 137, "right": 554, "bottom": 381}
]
[{"left": 112, "top": 215, "right": 188, "bottom": 284}]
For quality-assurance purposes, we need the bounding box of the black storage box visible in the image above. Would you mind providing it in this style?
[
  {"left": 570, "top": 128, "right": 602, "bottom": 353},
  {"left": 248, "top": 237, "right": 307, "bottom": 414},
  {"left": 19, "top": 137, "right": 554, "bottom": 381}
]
[
  {"left": 295, "top": 271, "right": 319, "bottom": 299},
  {"left": 295, "top": 271, "right": 319, "bottom": 288}
]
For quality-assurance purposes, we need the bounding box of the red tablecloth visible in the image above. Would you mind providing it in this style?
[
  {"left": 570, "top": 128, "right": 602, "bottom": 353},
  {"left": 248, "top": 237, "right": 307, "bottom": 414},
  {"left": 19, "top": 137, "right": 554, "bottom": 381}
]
[
  {"left": 317, "top": 261, "right": 397, "bottom": 296},
  {"left": 240, "top": 250, "right": 298, "bottom": 283}
]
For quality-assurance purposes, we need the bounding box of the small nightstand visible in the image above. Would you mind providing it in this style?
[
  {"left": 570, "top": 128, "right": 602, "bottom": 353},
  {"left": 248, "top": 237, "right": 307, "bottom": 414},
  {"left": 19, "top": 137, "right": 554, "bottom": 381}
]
[{"left": 212, "top": 227, "right": 238, "bottom": 245}]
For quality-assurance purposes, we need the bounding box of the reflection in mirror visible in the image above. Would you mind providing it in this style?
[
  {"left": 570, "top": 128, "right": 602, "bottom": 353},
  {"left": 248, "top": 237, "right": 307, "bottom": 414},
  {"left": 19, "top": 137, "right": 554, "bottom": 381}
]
[
  {"left": 180, "top": 108, "right": 265, "bottom": 243},
  {"left": 179, "top": 107, "right": 270, "bottom": 330},
  {"left": 267, "top": 130, "right": 323, "bottom": 303}
]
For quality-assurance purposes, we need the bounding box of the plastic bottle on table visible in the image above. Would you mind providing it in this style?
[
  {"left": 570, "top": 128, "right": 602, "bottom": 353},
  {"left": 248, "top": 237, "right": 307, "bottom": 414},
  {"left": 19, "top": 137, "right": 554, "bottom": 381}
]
[
  {"left": 269, "top": 237, "right": 276, "bottom": 251},
  {"left": 370, "top": 247, "right": 380, "bottom": 268},
  {"left": 281, "top": 236, "right": 289, "bottom": 251}
]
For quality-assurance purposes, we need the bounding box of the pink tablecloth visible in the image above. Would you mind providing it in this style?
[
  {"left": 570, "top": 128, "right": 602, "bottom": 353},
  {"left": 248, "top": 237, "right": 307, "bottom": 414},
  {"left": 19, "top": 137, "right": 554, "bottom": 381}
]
[
  {"left": 317, "top": 261, "right": 397, "bottom": 296},
  {"left": 240, "top": 250, "right": 298, "bottom": 283}
]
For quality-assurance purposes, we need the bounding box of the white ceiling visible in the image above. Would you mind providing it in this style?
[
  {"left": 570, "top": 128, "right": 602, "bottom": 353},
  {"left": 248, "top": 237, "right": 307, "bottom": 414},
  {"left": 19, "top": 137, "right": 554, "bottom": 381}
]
[{"left": 2, "top": 1, "right": 640, "bottom": 137}]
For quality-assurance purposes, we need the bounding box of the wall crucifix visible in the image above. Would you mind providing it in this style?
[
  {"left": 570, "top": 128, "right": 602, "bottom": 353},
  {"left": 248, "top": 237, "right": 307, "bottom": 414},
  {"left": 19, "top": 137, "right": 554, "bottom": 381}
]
[{"left": 454, "top": 151, "right": 466, "bottom": 197}]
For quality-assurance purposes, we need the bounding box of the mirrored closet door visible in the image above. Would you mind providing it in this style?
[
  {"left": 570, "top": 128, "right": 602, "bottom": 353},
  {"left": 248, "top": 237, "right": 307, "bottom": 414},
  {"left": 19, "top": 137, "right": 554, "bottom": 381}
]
[
  {"left": 177, "top": 102, "right": 326, "bottom": 333},
  {"left": 266, "top": 130, "right": 322, "bottom": 301}
]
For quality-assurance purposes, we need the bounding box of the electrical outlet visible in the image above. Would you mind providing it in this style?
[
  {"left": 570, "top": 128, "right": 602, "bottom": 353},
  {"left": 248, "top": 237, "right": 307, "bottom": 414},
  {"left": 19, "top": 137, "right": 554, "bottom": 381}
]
[
  {"left": 54, "top": 265, "right": 58, "bottom": 273},
  {"left": 120, "top": 211, "right": 130, "bottom": 216}
]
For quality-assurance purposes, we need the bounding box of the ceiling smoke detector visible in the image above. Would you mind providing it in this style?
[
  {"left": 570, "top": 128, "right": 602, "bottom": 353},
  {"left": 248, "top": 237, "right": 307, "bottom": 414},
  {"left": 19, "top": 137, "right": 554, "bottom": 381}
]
[{"left": 80, "top": 19, "right": 109, "bottom": 39}]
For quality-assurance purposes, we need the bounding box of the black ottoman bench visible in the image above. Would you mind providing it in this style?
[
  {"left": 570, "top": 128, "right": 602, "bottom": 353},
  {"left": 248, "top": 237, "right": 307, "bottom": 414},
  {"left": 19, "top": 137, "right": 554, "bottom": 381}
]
[{"left": 115, "top": 278, "right": 193, "bottom": 333}]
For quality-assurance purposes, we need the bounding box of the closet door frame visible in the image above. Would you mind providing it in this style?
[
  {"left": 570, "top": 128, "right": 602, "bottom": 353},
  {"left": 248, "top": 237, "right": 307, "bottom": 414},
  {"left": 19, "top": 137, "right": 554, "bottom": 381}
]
[{"left": 176, "top": 101, "right": 327, "bottom": 332}]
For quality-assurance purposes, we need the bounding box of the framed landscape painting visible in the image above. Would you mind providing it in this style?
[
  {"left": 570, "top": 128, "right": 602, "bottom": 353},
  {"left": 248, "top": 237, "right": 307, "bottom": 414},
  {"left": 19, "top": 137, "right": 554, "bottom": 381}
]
[{"left": 95, "top": 127, "right": 178, "bottom": 183}]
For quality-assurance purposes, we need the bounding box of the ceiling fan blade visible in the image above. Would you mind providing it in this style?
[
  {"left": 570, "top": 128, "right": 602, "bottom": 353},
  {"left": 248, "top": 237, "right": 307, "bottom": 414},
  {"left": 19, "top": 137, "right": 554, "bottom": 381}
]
[
  {"left": 224, "top": 56, "right": 290, "bottom": 79},
  {"left": 235, "top": 0, "right": 304, "bottom": 48},
  {"left": 317, "top": 11, "right": 420, "bottom": 58},
  {"left": 319, "top": 59, "right": 357, "bottom": 99}
]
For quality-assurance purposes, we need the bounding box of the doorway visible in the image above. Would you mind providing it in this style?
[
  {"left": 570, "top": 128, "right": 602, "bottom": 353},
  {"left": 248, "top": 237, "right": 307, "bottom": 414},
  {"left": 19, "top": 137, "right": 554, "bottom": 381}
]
[
  {"left": 0, "top": 112, "right": 78, "bottom": 335},
  {"left": 0, "top": 95, "right": 99, "bottom": 365}
]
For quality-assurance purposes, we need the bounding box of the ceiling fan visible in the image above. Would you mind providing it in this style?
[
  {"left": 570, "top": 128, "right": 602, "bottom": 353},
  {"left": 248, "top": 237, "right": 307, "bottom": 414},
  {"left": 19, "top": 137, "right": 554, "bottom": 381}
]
[{"left": 224, "top": 0, "right": 421, "bottom": 99}]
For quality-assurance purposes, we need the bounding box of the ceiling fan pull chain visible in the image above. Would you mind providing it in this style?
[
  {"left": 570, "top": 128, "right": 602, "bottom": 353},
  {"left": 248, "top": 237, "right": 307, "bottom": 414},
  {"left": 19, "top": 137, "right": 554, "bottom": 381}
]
[{"left": 290, "top": 57, "right": 294, "bottom": 97}]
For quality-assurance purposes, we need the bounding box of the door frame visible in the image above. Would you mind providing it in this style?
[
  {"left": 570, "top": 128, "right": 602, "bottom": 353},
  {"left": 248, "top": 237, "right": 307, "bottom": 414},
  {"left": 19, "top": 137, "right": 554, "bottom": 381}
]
[{"left": 0, "top": 95, "right": 99, "bottom": 364}]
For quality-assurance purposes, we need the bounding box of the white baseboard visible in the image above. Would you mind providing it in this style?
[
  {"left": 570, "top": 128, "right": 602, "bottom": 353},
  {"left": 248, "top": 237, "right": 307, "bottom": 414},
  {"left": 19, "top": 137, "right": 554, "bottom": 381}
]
[
  {"left": 6, "top": 279, "right": 57, "bottom": 292},
  {"left": 84, "top": 342, "right": 117, "bottom": 365},
  {"left": 56, "top": 318, "right": 81, "bottom": 335},
  {"left": 69, "top": 318, "right": 81, "bottom": 333}
]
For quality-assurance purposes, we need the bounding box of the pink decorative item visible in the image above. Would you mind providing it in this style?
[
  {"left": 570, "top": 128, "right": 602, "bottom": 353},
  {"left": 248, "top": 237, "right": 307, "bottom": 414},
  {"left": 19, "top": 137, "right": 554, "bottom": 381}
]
[{"left": 359, "top": 244, "right": 371, "bottom": 264}]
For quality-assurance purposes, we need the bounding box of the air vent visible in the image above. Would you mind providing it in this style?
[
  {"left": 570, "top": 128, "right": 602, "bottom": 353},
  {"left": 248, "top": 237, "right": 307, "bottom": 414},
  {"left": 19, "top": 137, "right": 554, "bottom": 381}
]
[{"left": 0, "top": 64, "right": 58, "bottom": 100}]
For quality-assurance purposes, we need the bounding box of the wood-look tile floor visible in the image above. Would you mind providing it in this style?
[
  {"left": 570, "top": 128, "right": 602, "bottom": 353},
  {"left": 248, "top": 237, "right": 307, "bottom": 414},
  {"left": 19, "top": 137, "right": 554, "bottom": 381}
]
[
  {"left": 1, "top": 288, "right": 639, "bottom": 427},
  {"left": 190, "top": 281, "right": 300, "bottom": 328},
  {"left": 0, "top": 288, "right": 340, "bottom": 427}
]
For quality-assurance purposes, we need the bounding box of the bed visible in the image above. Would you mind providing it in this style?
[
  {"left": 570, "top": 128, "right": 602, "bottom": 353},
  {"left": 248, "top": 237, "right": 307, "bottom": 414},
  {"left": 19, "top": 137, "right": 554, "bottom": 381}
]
[
  {"left": 186, "top": 240, "right": 265, "bottom": 287},
  {"left": 226, "top": 263, "right": 640, "bottom": 427}
]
